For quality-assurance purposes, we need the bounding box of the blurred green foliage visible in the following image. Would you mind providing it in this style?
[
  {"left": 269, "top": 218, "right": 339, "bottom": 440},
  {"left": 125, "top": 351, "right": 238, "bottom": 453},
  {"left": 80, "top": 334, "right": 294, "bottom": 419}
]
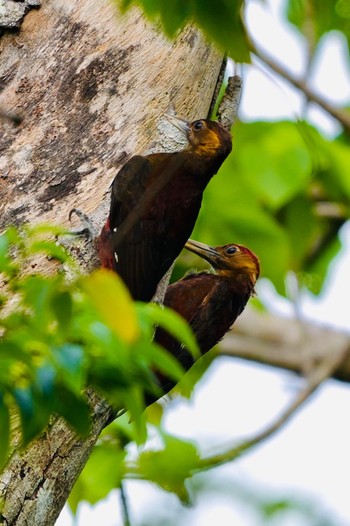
[
  {"left": 118, "top": 0, "right": 250, "bottom": 61},
  {"left": 117, "top": 0, "right": 350, "bottom": 61},
  {"left": 288, "top": 0, "right": 350, "bottom": 51},
  {"left": 186, "top": 121, "right": 349, "bottom": 296}
]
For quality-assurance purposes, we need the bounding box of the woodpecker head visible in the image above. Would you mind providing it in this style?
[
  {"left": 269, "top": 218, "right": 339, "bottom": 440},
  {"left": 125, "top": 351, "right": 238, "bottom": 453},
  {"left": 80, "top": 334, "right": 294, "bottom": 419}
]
[
  {"left": 165, "top": 115, "right": 232, "bottom": 158},
  {"left": 185, "top": 239, "right": 260, "bottom": 289}
]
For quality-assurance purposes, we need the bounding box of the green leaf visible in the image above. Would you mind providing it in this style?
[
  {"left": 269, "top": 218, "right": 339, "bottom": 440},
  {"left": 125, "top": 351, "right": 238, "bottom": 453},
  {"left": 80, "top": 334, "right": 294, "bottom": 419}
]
[
  {"left": 0, "top": 230, "right": 19, "bottom": 277},
  {"left": 119, "top": 0, "right": 251, "bottom": 62},
  {"left": 69, "top": 443, "right": 126, "bottom": 513},
  {"left": 139, "top": 303, "right": 199, "bottom": 360},
  {"left": 159, "top": 0, "right": 190, "bottom": 36},
  {"left": 123, "top": 386, "right": 147, "bottom": 444},
  {"left": 28, "top": 240, "right": 69, "bottom": 263},
  {"left": 53, "top": 344, "right": 86, "bottom": 393},
  {"left": 36, "top": 363, "right": 56, "bottom": 399},
  {"left": 320, "top": 139, "right": 350, "bottom": 201},
  {"left": 175, "top": 347, "right": 217, "bottom": 399},
  {"left": 51, "top": 291, "right": 72, "bottom": 333},
  {"left": 136, "top": 433, "right": 199, "bottom": 502},
  {"left": 281, "top": 195, "right": 318, "bottom": 271},
  {"left": 145, "top": 401, "right": 164, "bottom": 426},
  {"left": 110, "top": 412, "right": 143, "bottom": 447},
  {"left": 21, "top": 275, "right": 55, "bottom": 329},
  {"left": 25, "top": 224, "right": 69, "bottom": 237},
  {"left": 192, "top": 0, "right": 250, "bottom": 62},
  {"left": 54, "top": 388, "right": 91, "bottom": 437},
  {"left": 13, "top": 387, "right": 45, "bottom": 444},
  {"left": 230, "top": 122, "right": 312, "bottom": 210},
  {"left": 83, "top": 269, "right": 140, "bottom": 343},
  {"left": 147, "top": 343, "right": 187, "bottom": 384}
]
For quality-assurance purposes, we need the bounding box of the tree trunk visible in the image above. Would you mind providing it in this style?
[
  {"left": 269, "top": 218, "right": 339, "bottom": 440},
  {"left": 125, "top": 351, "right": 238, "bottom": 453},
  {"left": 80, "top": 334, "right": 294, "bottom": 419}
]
[{"left": 0, "top": 1, "right": 225, "bottom": 524}]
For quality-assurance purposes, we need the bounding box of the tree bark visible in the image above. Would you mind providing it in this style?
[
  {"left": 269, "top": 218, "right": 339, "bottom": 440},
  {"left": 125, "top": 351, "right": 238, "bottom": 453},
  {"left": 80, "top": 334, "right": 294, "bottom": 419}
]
[{"left": 0, "top": 1, "right": 225, "bottom": 524}]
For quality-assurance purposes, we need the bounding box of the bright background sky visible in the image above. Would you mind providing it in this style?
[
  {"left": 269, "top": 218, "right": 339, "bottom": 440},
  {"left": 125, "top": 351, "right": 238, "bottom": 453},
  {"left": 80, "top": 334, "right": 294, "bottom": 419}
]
[{"left": 58, "top": 0, "right": 350, "bottom": 524}]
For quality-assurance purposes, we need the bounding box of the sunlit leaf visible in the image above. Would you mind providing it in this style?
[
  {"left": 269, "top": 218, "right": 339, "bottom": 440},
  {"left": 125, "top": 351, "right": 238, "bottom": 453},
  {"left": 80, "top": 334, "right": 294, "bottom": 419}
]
[
  {"left": 83, "top": 269, "right": 139, "bottom": 343},
  {"left": 145, "top": 400, "right": 164, "bottom": 425}
]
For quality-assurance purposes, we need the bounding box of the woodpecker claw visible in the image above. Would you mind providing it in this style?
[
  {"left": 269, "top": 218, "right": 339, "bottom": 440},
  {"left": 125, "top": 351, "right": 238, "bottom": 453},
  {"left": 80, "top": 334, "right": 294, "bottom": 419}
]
[{"left": 68, "top": 208, "right": 96, "bottom": 240}]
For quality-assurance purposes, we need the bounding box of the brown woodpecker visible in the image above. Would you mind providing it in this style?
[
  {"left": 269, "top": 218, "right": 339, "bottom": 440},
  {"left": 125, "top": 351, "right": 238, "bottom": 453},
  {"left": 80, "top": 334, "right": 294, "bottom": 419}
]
[
  {"left": 97, "top": 116, "right": 232, "bottom": 301},
  {"left": 149, "top": 239, "right": 260, "bottom": 402}
]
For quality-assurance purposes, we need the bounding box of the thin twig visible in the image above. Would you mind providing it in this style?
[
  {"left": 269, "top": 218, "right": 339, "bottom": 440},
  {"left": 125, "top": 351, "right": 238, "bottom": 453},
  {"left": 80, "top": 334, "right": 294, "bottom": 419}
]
[
  {"left": 248, "top": 38, "right": 350, "bottom": 133},
  {"left": 217, "top": 75, "right": 242, "bottom": 130},
  {"left": 120, "top": 481, "right": 132, "bottom": 526},
  {"left": 194, "top": 345, "right": 350, "bottom": 472},
  {"left": 122, "top": 345, "right": 350, "bottom": 482}
]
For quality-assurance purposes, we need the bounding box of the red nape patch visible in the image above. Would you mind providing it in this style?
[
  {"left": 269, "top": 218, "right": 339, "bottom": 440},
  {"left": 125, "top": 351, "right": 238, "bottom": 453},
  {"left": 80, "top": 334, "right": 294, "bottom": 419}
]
[
  {"left": 236, "top": 244, "right": 260, "bottom": 265},
  {"left": 236, "top": 244, "right": 253, "bottom": 256}
]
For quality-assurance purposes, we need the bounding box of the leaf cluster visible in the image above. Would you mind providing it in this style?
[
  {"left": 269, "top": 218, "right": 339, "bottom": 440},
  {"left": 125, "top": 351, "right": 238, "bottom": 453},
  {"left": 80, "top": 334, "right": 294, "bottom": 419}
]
[
  {"left": 118, "top": 0, "right": 250, "bottom": 61},
  {"left": 0, "top": 226, "right": 199, "bottom": 468},
  {"left": 69, "top": 414, "right": 201, "bottom": 510},
  {"left": 118, "top": 0, "right": 350, "bottom": 62}
]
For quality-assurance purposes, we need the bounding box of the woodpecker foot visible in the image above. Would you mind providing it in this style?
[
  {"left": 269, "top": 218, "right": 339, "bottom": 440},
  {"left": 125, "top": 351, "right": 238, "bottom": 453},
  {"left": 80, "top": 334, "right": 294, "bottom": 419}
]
[{"left": 68, "top": 208, "right": 97, "bottom": 240}]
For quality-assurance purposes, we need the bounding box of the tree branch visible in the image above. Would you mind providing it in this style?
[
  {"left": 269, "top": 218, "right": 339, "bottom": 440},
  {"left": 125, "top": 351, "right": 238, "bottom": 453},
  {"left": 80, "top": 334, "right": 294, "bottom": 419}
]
[
  {"left": 220, "top": 308, "right": 350, "bottom": 383},
  {"left": 248, "top": 39, "right": 350, "bottom": 134},
  {"left": 217, "top": 75, "right": 242, "bottom": 130},
  {"left": 196, "top": 335, "right": 349, "bottom": 472}
]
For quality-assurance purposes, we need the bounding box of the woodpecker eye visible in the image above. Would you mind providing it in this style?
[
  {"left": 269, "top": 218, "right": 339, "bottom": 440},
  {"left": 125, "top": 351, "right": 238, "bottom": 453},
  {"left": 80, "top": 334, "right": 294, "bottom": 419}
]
[
  {"left": 192, "top": 120, "right": 204, "bottom": 131},
  {"left": 225, "top": 246, "right": 237, "bottom": 255}
]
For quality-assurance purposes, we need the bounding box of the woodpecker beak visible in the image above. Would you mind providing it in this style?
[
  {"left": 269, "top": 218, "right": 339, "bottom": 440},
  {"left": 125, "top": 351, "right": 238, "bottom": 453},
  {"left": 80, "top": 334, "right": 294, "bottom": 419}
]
[
  {"left": 185, "top": 239, "right": 220, "bottom": 266},
  {"left": 164, "top": 114, "right": 190, "bottom": 136}
]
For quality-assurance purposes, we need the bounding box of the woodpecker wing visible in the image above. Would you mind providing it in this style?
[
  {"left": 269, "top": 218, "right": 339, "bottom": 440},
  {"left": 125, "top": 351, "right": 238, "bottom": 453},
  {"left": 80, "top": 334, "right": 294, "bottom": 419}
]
[
  {"left": 158, "top": 274, "right": 251, "bottom": 369},
  {"left": 109, "top": 154, "right": 170, "bottom": 301}
]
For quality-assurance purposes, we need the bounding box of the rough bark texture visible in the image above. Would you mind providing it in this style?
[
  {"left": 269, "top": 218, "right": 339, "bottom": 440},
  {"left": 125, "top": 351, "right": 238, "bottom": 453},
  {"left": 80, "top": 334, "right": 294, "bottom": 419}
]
[
  {"left": 0, "top": 1, "right": 225, "bottom": 524},
  {"left": 0, "top": 0, "right": 222, "bottom": 249},
  {"left": 0, "top": 391, "right": 113, "bottom": 526},
  {"left": 0, "top": 1, "right": 41, "bottom": 31}
]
